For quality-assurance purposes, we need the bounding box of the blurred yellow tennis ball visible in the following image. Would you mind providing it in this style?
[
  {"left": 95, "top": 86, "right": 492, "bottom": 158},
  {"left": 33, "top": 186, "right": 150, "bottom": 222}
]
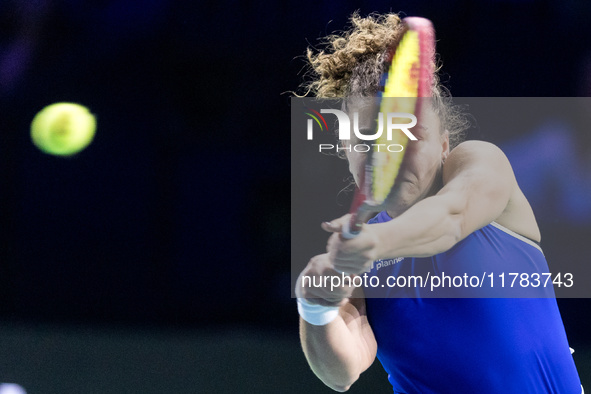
[{"left": 31, "top": 102, "right": 96, "bottom": 156}]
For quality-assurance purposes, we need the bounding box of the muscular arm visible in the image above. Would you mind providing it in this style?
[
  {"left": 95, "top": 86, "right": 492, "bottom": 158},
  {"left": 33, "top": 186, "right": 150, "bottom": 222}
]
[
  {"left": 376, "top": 140, "right": 515, "bottom": 258},
  {"left": 299, "top": 289, "right": 377, "bottom": 392},
  {"left": 296, "top": 254, "right": 377, "bottom": 392},
  {"left": 299, "top": 141, "right": 526, "bottom": 388},
  {"left": 328, "top": 141, "right": 533, "bottom": 272}
]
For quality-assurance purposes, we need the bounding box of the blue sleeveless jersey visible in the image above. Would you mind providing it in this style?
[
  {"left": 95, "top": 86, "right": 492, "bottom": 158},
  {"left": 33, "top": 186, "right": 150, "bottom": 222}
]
[{"left": 365, "top": 211, "right": 581, "bottom": 393}]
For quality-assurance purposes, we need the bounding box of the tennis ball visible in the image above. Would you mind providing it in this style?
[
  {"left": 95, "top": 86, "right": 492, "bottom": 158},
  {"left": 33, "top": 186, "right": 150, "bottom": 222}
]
[{"left": 31, "top": 102, "right": 96, "bottom": 156}]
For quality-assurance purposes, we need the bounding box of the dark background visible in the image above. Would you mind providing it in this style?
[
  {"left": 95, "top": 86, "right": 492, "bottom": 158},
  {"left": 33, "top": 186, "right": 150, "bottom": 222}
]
[{"left": 1, "top": 0, "right": 590, "bottom": 392}]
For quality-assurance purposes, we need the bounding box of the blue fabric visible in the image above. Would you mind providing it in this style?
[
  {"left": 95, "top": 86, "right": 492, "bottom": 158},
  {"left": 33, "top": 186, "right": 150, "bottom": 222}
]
[{"left": 364, "top": 212, "right": 581, "bottom": 393}]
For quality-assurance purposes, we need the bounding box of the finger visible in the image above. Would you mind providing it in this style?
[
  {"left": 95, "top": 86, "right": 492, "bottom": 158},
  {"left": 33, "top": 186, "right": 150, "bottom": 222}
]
[
  {"left": 331, "top": 266, "right": 348, "bottom": 275},
  {"left": 321, "top": 221, "right": 341, "bottom": 233},
  {"left": 321, "top": 214, "right": 350, "bottom": 233},
  {"left": 327, "top": 232, "right": 358, "bottom": 259},
  {"left": 333, "top": 263, "right": 369, "bottom": 275},
  {"left": 327, "top": 233, "right": 371, "bottom": 263}
]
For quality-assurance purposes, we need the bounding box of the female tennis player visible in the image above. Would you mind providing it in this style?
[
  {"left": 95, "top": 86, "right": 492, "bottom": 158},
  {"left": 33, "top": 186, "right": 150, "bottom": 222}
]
[{"left": 295, "top": 12, "right": 582, "bottom": 393}]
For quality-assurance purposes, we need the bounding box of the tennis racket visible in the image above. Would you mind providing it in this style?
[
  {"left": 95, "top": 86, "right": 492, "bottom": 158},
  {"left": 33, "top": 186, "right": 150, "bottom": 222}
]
[{"left": 342, "top": 17, "right": 436, "bottom": 239}]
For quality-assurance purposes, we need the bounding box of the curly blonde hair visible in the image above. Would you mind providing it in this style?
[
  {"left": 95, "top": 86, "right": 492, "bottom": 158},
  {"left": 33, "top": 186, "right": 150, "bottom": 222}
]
[{"left": 301, "top": 12, "right": 468, "bottom": 148}]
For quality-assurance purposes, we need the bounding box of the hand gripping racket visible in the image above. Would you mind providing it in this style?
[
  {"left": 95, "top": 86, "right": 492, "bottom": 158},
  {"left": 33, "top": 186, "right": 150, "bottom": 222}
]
[{"left": 342, "top": 17, "right": 436, "bottom": 239}]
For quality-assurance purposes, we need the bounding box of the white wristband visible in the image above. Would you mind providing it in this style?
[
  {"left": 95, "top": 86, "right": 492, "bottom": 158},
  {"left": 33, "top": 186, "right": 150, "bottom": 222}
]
[{"left": 297, "top": 298, "right": 340, "bottom": 326}]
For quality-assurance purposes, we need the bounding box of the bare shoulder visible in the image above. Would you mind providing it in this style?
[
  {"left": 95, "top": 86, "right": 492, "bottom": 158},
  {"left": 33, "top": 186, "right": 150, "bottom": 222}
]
[
  {"left": 447, "top": 140, "right": 510, "bottom": 168},
  {"left": 445, "top": 140, "right": 541, "bottom": 242},
  {"left": 442, "top": 140, "right": 515, "bottom": 194}
]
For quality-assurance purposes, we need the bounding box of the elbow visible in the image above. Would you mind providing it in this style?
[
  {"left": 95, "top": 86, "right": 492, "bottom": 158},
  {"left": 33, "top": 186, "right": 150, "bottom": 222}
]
[
  {"left": 429, "top": 214, "right": 463, "bottom": 256},
  {"left": 450, "top": 214, "right": 464, "bottom": 246},
  {"left": 428, "top": 233, "right": 459, "bottom": 257},
  {"left": 326, "top": 382, "right": 353, "bottom": 392},
  {"left": 443, "top": 198, "right": 465, "bottom": 248},
  {"left": 318, "top": 371, "right": 359, "bottom": 392},
  {"left": 333, "top": 386, "right": 351, "bottom": 392}
]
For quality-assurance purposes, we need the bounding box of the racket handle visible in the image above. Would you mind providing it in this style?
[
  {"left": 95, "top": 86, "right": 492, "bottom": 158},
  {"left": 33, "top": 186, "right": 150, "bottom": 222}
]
[
  {"left": 342, "top": 214, "right": 362, "bottom": 239},
  {"left": 342, "top": 209, "right": 374, "bottom": 239}
]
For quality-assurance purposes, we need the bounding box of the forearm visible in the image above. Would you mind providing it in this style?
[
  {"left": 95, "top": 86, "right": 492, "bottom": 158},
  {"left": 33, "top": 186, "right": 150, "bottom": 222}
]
[
  {"left": 374, "top": 193, "right": 464, "bottom": 259},
  {"left": 299, "top": 300, "right": 375, "bottom": 392},
  {"left": 300, "top": 318, "right": 361, "bottom": 391}
]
